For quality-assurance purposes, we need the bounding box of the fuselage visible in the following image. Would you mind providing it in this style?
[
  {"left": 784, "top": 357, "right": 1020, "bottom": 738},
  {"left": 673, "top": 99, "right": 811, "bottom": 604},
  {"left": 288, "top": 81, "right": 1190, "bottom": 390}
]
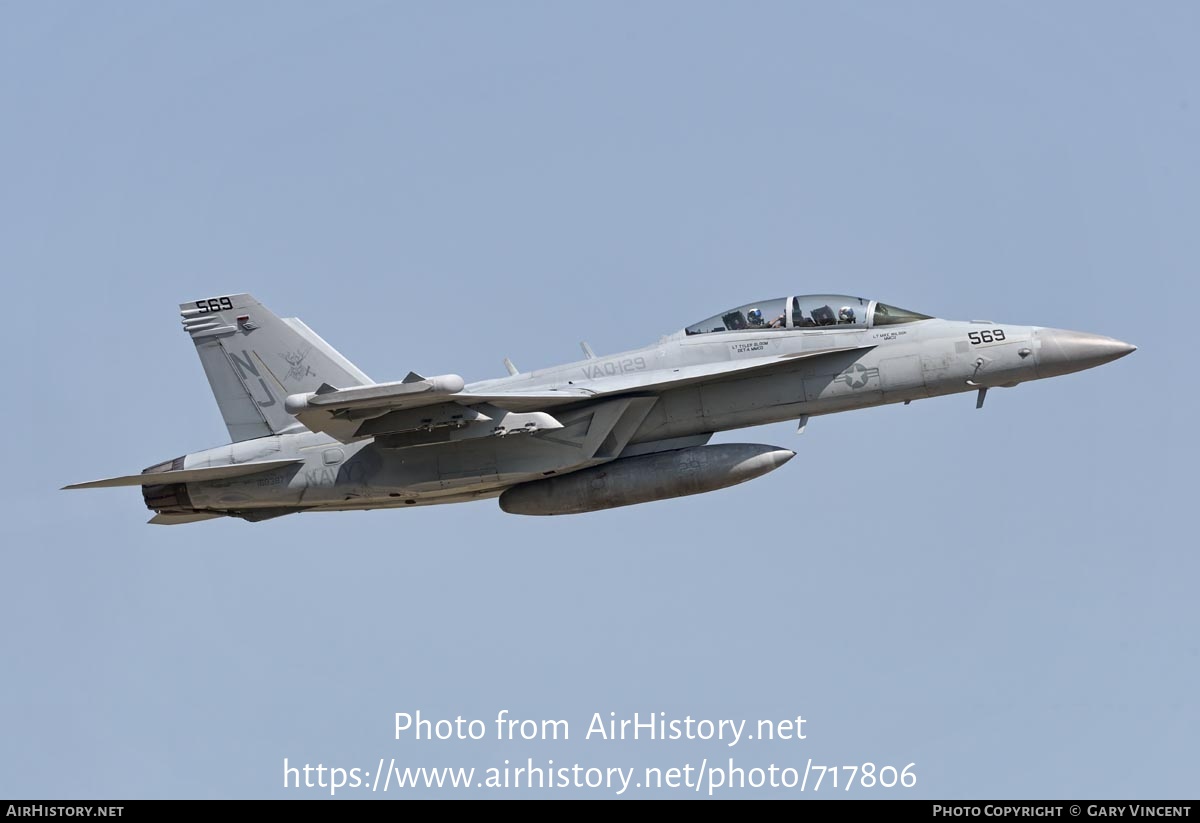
[{"left": 165, "top": 315, "right": 1133, "bottom": 520}]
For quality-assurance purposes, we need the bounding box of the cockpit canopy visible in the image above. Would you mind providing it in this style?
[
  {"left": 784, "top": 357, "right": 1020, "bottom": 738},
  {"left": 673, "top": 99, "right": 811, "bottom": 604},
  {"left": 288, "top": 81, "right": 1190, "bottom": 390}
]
[{"left": 684, "top": 295, "right": 932, "bottom": 335}]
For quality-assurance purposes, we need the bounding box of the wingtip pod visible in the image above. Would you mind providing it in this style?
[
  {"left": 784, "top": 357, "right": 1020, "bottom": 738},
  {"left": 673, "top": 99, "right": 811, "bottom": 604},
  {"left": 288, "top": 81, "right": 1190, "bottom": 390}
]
[
  {"left": 286, "top": 373, "right": 467, "bottom": 415},
  {"left": 499, "top": 443, "right": 795, "bottom": 515}
]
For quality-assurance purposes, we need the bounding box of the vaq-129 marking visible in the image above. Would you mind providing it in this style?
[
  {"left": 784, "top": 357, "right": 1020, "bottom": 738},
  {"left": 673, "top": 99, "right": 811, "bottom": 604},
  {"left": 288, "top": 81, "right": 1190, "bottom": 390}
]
[{"left": 65, "top": 293, "right": 1135, "bottom": 523}]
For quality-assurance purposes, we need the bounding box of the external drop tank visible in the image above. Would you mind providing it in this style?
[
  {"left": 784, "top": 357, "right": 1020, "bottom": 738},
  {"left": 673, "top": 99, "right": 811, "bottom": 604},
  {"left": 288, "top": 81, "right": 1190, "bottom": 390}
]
[{"left": 499, "top": 443, "right": 795, "bottom": 515}]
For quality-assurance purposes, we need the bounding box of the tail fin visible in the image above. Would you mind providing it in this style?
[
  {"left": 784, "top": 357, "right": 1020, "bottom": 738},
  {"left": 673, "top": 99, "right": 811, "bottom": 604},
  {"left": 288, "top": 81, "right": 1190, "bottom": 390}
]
[{"left": 180, "top": 294, "right": 372, "bottom": 442}]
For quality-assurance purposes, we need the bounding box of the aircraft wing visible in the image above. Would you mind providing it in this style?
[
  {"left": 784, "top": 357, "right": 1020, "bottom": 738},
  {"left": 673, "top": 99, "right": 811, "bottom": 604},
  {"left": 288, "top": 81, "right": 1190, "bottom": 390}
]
[
  {"left": 579, "top": 343, "right": 875, "bottom": 396},
  {"left": 285, "top": 344, "right": 873, "bottom": 443},
  {"left": 283, "top": 371, "right": 594, "bottom": 442}
]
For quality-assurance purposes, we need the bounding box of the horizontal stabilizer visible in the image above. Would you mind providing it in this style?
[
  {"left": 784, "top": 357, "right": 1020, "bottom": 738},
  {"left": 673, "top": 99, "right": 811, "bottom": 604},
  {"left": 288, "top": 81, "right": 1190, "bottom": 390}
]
[
  {"left": 148, "top": 512, "right": 225, "bottom": 525},
  {"left": 63, "top": 458, "right": 302, "bottom": 490}
]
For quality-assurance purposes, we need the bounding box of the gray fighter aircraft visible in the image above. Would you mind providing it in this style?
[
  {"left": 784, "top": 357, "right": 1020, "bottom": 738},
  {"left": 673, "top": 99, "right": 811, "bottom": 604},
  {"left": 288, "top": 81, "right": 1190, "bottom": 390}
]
[{"left": 65, "top": 293, "right": 1135, "bottom": 523}]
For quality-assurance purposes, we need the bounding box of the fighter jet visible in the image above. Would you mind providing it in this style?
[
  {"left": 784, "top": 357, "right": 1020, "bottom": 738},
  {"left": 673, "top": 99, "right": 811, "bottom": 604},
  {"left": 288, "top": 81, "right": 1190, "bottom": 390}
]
[{"left": 64, "top": 293, "right": 1135, "bottom": 523}]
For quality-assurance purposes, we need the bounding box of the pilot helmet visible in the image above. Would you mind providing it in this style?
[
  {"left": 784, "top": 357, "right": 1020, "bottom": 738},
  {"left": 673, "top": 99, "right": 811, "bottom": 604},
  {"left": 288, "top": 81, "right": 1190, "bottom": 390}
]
[
  {"left": 747, "top": 308, "right": 763, "bottom": 324},
  {"left": 838, "top": 307, "right": 855, "bottom": 323}
]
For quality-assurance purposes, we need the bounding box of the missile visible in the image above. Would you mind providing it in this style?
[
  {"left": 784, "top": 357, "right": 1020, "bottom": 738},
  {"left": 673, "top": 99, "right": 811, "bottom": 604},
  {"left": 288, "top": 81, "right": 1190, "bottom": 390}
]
[{"left": 499, "top": 443, "right": 795, "bottom": 516}]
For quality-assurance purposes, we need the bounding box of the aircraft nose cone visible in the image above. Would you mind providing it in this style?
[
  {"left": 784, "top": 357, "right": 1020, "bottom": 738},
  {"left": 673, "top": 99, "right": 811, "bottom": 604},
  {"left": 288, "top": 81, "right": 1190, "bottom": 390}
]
[{"left": 1035, "top": 328, "right": 1137, "bottom": 378}]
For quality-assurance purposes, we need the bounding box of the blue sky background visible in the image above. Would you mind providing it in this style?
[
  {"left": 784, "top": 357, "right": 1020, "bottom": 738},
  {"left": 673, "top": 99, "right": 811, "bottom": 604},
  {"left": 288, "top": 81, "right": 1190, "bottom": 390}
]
[{"left": 2, "top": 2, "right": 1196, "bottom": 798}]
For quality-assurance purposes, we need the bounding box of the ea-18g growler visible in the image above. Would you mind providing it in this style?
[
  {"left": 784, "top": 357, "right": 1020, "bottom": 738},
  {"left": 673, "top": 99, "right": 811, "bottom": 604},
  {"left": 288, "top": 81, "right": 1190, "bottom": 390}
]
[{"left": 65, "top": 293, "right": 1135, "bottom": 522}]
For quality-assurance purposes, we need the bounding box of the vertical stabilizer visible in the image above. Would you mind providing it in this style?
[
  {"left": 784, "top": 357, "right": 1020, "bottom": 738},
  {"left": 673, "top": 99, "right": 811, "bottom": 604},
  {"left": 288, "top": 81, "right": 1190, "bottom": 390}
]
[{"left": 180, "top": 294, "right": 371, "bottom": 441}]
